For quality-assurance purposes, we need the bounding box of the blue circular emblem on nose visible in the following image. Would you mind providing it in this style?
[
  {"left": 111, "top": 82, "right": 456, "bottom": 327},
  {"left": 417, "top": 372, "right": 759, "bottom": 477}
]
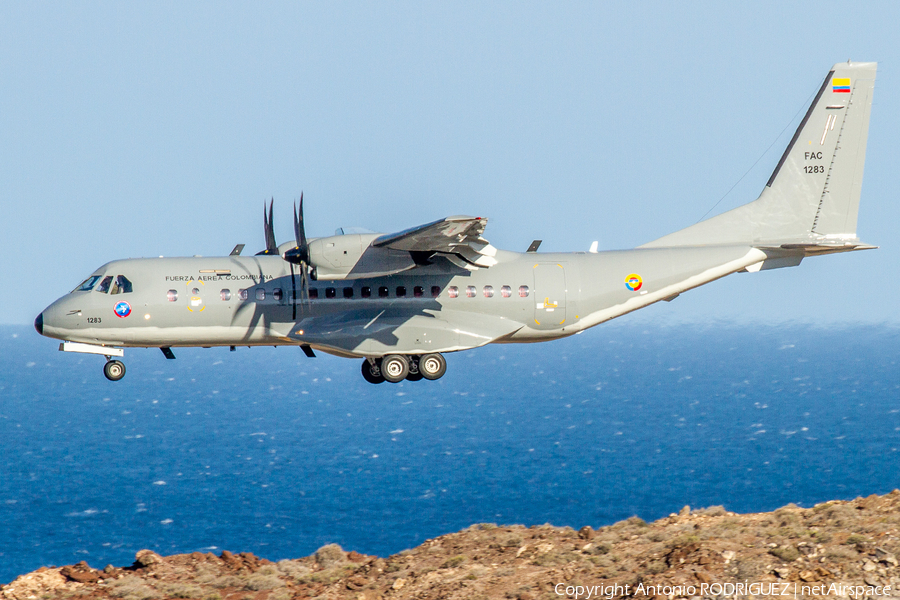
[{"left": 114, "top": 301, "right": 132, "bottom": 318}]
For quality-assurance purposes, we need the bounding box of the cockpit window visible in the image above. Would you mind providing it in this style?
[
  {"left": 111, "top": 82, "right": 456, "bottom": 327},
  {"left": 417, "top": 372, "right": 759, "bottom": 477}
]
[
  {"left": 72, "top": 275, "right": 102, "bottom": 293},
  {"left": 95, "top": 276, "right": 113, "bottom": 293},
  {"left": 110, "top": 275, "right": 133, "bottom": 295}
]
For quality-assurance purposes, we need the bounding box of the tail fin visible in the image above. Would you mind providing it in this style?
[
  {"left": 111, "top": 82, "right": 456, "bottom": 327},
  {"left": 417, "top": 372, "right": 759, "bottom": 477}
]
[{"left": 642, "top": 61, "right": 877, "bottom": 249}]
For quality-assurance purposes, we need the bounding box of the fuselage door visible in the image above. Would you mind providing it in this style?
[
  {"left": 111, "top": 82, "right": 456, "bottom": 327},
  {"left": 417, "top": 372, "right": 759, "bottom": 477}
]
[{"left": 532, "top": 263, "right": 567, "bottom": 328}]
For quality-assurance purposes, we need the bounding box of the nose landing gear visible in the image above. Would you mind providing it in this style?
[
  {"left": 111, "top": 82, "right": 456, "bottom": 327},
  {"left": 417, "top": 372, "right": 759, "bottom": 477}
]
[
  {"left": 58, "top": 342, "right": 128, "bottom": 382},
  {"left": 103, "top": 358, "right": 126, "bottom": 381},
  {"left": 361, "top": 353, "right": 446, "bottom": 384}
]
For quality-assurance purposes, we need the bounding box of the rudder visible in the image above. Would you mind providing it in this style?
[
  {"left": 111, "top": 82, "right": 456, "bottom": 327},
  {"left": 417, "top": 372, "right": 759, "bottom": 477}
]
[{"left": 767, "top": 61, "right": 876, "bottom": 240}]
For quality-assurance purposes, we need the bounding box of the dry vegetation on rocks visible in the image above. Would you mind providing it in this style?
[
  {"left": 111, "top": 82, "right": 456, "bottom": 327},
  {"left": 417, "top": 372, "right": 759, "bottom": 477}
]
[{"left": 4, "top": 491, "right": 900, "bottom": 600}]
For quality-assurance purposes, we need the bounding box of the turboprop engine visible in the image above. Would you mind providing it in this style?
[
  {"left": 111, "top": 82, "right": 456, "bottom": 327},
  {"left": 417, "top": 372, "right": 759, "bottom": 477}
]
[{"left": 259, "top": 196, "right": 420, "bottom": 283}]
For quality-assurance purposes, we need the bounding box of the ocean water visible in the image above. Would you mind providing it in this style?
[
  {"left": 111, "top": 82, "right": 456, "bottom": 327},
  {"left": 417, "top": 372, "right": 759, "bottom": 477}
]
[{"left": 1, "top": 323, "right": 898, "bottom": 582}]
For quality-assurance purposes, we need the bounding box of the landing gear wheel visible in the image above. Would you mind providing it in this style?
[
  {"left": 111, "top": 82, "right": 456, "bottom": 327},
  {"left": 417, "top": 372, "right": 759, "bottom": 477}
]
[
  {"left": 419, "top": 353, "right": 446, "bottom": 380},
  {"left": 380, "top": 354, "right": 409, "bottom": 383},
  {"left": 361, "top": 359, "right": 385, "bottom": 384},
  {"left": 103, "top": 360, "right": 126, "bottom": 381}
]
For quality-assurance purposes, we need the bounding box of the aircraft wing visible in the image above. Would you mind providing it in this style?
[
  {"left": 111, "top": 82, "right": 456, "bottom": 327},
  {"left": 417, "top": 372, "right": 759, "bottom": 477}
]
[{"left": 372, "top": 215, "right": 497, "bottom": 269}]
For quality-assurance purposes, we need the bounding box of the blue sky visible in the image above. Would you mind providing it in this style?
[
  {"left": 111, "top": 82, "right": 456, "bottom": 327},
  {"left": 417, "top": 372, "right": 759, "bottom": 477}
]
[{"left": 2, "top": 1, "right": 898, "bottom": 325}]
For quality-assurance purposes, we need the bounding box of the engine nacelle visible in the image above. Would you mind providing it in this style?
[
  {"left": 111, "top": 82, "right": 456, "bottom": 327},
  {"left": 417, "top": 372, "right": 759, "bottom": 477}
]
[
  {"left": 279, "top": 232, "right": 420, "bottom": 280},
  {"left": 308, "top": 233, "right": 380, "bottom": 280}
]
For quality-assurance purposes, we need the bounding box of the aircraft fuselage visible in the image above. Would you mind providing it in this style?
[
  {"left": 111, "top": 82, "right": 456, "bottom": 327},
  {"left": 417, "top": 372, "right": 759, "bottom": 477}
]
[{"left": 37, "top": 244, "right": 766, "bottom": 359}]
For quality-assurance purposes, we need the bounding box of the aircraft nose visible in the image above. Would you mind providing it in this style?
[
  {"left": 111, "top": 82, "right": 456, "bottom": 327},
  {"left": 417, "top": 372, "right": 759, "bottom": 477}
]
[{"left": 34, "top": 312, "right": 44, "bottom": 336}]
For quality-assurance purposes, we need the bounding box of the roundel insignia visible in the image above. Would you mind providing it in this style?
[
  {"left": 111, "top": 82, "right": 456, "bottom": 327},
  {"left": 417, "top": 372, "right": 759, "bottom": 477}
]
[
  {"left": 625, "top": 274, "right": 643, "bottom": 292},
  {"left": 114, "top": 301, "right": 132, "bottom": 318}
]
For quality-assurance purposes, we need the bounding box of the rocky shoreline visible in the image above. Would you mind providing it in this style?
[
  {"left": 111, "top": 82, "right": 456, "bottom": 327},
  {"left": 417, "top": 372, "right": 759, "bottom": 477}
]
[{"left": 4, "top": 491, "right": 900, "bottom": 600}]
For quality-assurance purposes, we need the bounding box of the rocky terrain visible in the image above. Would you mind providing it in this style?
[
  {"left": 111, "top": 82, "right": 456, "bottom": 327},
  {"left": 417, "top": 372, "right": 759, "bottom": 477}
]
[{"left": 4, "top": 491, "right": 900, "bottom": 600}]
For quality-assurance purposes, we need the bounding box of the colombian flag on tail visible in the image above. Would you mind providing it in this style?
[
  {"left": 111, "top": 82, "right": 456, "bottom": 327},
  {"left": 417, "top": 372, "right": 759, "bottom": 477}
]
[{"left": 832, "top": 77, "right": 851, "bottom": 93}]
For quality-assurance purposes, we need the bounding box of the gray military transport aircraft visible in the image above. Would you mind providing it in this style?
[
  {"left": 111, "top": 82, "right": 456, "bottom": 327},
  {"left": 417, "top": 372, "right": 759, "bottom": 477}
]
[{"left": 36, "top": 61, "right": 877, "bottom": 384}]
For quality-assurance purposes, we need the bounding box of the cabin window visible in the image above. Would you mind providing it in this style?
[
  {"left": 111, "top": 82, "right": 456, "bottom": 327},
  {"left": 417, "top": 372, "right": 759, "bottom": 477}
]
[
  {"left": 500, "top": 285, "right": 511, "bottom": 298},
  {"left": 256, "top": 289, "right": 266, "bottom": 301},
  {"left": 519, "top": 285, "right": 529, "bottom": 298},
  {"left": 361, "top": 286, "right": 371, "bottom": 298},
  {"left": 396, "top": 286, "right": 407, "bottom": 298},
  {"left": 431, "top": 285, "right": 441, "bottom": 298},
  {"left": 109, "top": 275, "right": 133, "bottom": 295},
  {"left": 325, "top": 287, "right": 336, "bottom": 299},
  {"left": 483, "top": 285, "right": 494, "bottom": 298},
  {"left": 448, "top": 286, "right": 459, "bottom": 298},
  {"left": 466, "top": 286, "right": 476, "bottom": 298},
  {"left": 192, "top": 287, "right": 200, "bottom": 295},
  {"left": 167, "top": 289, "right": 178, "bottom": 302},
  {"left": 220, "top": 289, "right": 231, "bottom": 301},
  {"left": 73, "top": 275, "right": 101, "bottom": 293},
  {"left": 413, "top": 286, "right": 424, "bottom": 298},
  {"left": 239, "top": 289, "right": 248, "bottom": 301},
  {"left": 308, "top": 288, "right": 319, "bottom": 299},
  {"left": 95, "top": 276, "right": 113, "bottom": 294},
  {"left": 343, "top": 287, "right": 353, "bottom": 299},
  {"left": 378, "top": 286, "right": 389, "bottom": 298},
  {"left": 273, "top": 288, "right": 283, "bottom": 301}
]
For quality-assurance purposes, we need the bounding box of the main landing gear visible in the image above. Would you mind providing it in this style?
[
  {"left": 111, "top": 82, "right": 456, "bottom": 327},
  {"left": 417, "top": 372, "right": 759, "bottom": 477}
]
[{"left": 361, "top": 353, "right": 447, "bottom": 384}]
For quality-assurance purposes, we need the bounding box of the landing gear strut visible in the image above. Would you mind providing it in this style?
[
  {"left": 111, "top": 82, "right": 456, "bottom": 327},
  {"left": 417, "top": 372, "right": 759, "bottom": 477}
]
[
  {"left": 103, "top": 359, "right": 126, "bottom": 381},
  {"left": 361, "top": 358, "right": 385, "bottom": 384},
  {"left": 406, "top": 357, "right": 423, "bottom": 381},
  {"left": 360, "top": 353, "right": 446, "bottom": 384}
]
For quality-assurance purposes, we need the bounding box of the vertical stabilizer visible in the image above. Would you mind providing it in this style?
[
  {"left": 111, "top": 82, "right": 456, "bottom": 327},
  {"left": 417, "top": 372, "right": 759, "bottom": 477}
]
[{"left": 642, "top": 61, "right": 876, "bottom": 248}]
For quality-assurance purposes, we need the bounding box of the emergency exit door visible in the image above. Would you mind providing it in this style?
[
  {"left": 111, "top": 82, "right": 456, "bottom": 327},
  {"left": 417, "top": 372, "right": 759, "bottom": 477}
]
[{"left": 532, "top": 263, "right": 567, "bottom": 328}]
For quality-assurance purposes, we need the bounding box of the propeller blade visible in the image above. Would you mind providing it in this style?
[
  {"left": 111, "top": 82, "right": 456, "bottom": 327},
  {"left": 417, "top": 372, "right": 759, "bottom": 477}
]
[
  {"left": 296, "top": 192, "right": 308, "bottom": 255},
  {"left": 283, "top": 193, "right": 310, "bottom": 265},
  {"left": 266, "top": 198, "right": 277, "bottom": 252},
  {"left": 300, "top": 263, "right": 310, "bottom": 307},
  {"left": 256, "top": 198, "right": 279, "bottom": 255}
]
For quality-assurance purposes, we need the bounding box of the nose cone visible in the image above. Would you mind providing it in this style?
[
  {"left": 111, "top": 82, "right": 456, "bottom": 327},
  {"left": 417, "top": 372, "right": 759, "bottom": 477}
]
[{"left": 34, "top": 312, "right": 44, "bottom": 336}]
